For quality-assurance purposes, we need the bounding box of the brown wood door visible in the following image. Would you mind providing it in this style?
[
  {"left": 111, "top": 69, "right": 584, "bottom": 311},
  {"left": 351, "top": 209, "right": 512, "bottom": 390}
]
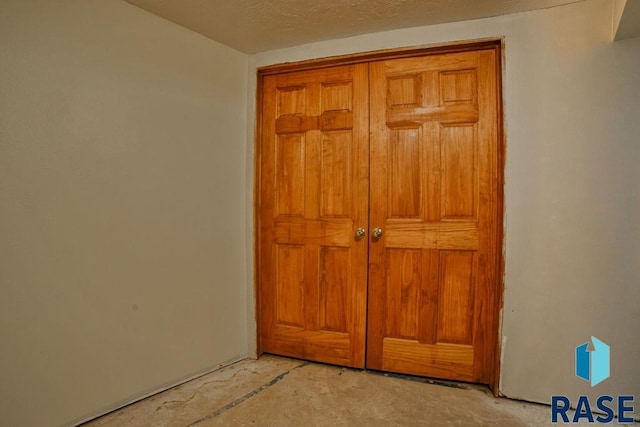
[
  {"left": 258, "top": 64, "right": 370, "bottom": 367},
  {"left": 258, "top": 46, "right": 501, "bottom": 384},
  {"left": 366, "top": 49, "right": 500, "bottom": 383}
]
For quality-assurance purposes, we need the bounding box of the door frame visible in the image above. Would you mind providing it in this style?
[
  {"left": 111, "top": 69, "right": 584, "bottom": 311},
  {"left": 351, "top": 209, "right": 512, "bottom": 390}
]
[{"left": 254, "top": 38, "right": 506, "bottom": 394}]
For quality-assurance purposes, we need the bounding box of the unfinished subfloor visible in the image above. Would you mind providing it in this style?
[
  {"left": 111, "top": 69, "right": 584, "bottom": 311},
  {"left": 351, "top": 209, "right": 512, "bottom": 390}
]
[{"left": 84, "top": 355, "right": 591, "bottom": 426}]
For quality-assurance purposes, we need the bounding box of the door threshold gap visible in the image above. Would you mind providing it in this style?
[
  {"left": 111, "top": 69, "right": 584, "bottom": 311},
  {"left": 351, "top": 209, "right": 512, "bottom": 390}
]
[{"left": 364, "top": 369, "right": 473, "bottom": 390}]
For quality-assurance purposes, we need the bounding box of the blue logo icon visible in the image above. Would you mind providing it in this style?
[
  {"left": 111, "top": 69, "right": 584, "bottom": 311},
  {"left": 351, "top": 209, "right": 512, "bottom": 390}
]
[{"left": 575, "top": 336, "right": 610, "bottom": 387}]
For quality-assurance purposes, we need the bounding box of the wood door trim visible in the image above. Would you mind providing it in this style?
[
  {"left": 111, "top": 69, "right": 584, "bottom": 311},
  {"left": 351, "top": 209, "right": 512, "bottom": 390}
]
[
  {"left": 254, "top": 38, "right": 506, "bottom": 393},
  {"left": 253, "top": 65, "right": 264, "bottom": 358},
  {"left": 257, "top": 38, "right": 502, "bottom": 76},
  {"left": 492, "top": 40, "right": 506, "bottom": 397}
]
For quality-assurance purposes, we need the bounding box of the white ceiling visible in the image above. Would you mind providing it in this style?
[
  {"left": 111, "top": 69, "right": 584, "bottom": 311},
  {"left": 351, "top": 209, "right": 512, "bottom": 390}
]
[{"left": 124, "top": 0, "right": 582, "bottom": 53}]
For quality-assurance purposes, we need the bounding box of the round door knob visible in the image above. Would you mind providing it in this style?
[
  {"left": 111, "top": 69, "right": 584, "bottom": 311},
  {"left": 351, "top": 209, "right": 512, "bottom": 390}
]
[
  {"left": 372, "top": 228, "right": 383, "bottom": 240},
  {"left": 354, "top": 227, "right": 366, "bottom": 240}
]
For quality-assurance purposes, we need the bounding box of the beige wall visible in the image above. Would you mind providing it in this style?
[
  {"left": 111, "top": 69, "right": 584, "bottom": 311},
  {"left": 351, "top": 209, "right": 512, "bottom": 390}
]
[
  {"left": 2, "top": 0, "right": 638, "bottom": 425},
  {"left": 0, "top": 1, "right": 249, "bottom": 425},
  {"left": 249, "top": 0, "right": 640, "bottom": 414}
]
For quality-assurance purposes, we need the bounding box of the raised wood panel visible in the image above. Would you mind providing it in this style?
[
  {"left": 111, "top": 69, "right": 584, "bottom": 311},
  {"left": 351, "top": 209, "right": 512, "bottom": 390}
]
[
  {"left": 322, "top": 81, "right": 352, "bottom": 112},
  {"left": 382, "top": 338, "right": 474, "bottom": 381},
  {"left": 273, "top": 218, "right": 352, "bottom": 247},
  {"left": 436, "top": 251, "right": 475, "bottom": 345},
  {"left": 386, "top": 105, "right": 478, "bottom": 128},
  {"left": 275, "top": 134, "right": 305, "bottom": 217},
  {"left": 440, "top": 69, "right": 477, "bottom": 105},
  {"left": 389, "top": 128, "right": 422, "bottom": 218},
  {"left": 320, "top": 131, "right": 351, "bottom": 218},
  {"left": 387, "top": 74, "right": 422, "bottom": 107},
  {"left": 272, "top": 325, "right": 351, "bottom": 360},
  {"left": 384, "top": 221, "right": 479, "bottom": 249},
  {"left": 319, "top": 111, "right": 353, "bottom": 131},
  {"left": 278, "top": 85, "right": 306, "bottom": 116},
  {"left": 385, "top": 249, "right": 421, "bottom": 339},
  {"left": 275, "top": 244, "right": 305, "bottom": 327},
  {"left": 319, "top": 247, "right": 350, "bottom": 332},
  {"left": 417, "top": 249, "right": 439, "bottom": 345},
  {"left": 441, "top": 124, "right": 477, "bottom": 219},
  {"left": 276, "top": 111, "right": 353, "bottom": 134}
]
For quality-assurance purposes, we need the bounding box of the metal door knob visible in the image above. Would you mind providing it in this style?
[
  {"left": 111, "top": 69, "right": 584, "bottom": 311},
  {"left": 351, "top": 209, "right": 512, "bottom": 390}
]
[
  {"left": 354, "top": 227, "right": 366, "bottom": 240},
  {"left": 372, "top": 228, "right": 383, "bottom": 240}
]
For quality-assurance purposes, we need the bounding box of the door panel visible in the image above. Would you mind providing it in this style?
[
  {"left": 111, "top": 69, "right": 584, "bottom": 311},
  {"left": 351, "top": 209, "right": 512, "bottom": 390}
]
[
  {"left": 258, "top": 47, "right": 501, "bottom": 385},
  {"left": 258, "top": 64, "right": 369, "bottom": 368},
  {"left": 367, "top": 49, "right": 499, "bottom": 383}
]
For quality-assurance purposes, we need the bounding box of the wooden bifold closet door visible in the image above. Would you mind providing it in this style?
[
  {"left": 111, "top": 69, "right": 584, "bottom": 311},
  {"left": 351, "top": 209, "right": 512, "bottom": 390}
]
[{"left": 258, "top": 46, "right": 501, "bottom": 386}]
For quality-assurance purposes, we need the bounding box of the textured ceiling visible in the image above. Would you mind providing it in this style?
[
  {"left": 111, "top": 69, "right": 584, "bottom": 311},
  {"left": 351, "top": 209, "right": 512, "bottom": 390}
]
[{"left": 124, "top": 0, "right": 582, "bottom": 53}]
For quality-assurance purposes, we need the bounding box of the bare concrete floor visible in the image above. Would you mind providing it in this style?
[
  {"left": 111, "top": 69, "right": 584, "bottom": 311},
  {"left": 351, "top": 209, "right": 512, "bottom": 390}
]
[{"left": 83, "top": 355, "right": 604, "bottom": 426}]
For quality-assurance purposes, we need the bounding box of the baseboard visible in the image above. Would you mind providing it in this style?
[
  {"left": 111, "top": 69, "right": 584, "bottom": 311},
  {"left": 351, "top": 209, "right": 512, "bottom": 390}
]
[{"left": 69, "top": 355, "right": 247, "bottom": 426}]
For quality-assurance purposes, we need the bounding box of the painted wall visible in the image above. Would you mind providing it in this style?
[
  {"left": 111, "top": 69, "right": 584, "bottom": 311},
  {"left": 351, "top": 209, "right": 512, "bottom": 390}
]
[
  {"left": 0, "top": 1, "right": 249, "bottom": 425},
  {"left": 248, "top": 0, "right": 640, "bottom": 413},
  {"left": 2, "top": 0, "right": 637, "bottom": 424}
]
